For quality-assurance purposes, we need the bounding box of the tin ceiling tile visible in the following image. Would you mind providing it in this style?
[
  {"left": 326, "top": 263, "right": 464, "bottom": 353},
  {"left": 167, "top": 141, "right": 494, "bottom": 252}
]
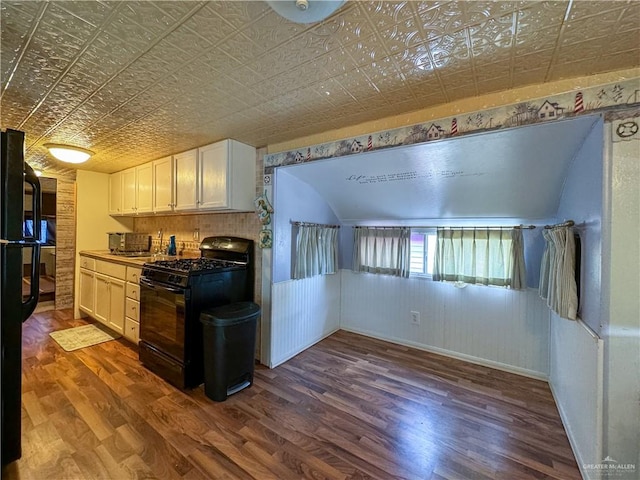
[
  {"left": 1, "top": 0, "right": 639, "bottom": 176},
  {"left": 208, "top": 0, "right": 271, "bottom": 31}
]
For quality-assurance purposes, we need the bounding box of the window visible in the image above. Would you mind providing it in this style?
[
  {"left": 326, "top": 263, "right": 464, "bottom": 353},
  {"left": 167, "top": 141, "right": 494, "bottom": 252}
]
[
  {"left": 292, "top": 224, "right": 339, "bottom": 279},
  {"left": 432, "top": 228, "right": 527, "bottom": 289},
  {"left": 409, "top": 229, "right": 437, "bottom": 277},
  {"left": 353, "top": 227, "right": 411, "bottom": 277}
]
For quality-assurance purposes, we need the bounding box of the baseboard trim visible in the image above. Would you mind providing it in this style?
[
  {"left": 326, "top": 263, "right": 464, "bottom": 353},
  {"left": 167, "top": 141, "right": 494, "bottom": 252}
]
[{"left": 339, "top": 325, "right": 549, "bottom": 381}]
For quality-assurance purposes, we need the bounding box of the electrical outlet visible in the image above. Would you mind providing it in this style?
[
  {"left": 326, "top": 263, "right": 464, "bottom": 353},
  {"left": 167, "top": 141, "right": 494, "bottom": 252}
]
[{"left": 410, "top": 310, "right": 421, "bottom": 325}]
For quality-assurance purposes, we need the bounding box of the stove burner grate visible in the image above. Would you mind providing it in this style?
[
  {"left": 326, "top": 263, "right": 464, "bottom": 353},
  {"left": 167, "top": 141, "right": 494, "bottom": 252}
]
[{"left": 151, "top": 257, "right": 244, "bottom": 273}]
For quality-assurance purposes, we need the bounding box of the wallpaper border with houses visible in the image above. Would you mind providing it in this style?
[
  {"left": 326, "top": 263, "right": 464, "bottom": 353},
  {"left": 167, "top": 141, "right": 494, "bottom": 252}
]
[{"left": 263, "top": 78, "right": 640, "bottom": 182}]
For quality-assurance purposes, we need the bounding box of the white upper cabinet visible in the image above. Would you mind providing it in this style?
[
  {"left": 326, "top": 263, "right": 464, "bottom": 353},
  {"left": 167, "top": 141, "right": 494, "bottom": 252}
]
[
  {"left": 121, "top": 167, "right": 137, "bottom": 214},
  {"left": 196, "top": 139, "right": 256, "bottom": 211},
  {"left": 109, "top": 171, "right": 123, "bottom": 215},
  {"left": 120, "top": 164, "right": 152, "bottom": 215},
  {"left": 153, "top": 156, "right": 174, "bottom": 213},
  {"left": 198, "top": 141, "right": 228, "bottom": 209},
  {"left": 136, "top": 162, "right": 153, "bottom": 213},
  {"left": 174, "top": 148, "right": 199, "bottom": 211},
  {"left": 136, "top": 162, "right": 153, "bottom": 214},
  {"left": 109, "top": 139, "right": 255, "bottom": 216}
]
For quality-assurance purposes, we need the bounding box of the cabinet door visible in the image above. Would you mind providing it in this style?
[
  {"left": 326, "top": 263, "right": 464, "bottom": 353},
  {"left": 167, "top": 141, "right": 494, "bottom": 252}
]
[
  {"left": 136, "top": 162, "right": 153, "bottom": 214},
  {"left": 153, "top": 156, "right": 174, "bottom": 213},
  {"left": 108, "top": 278, "right": 125, "bottom": 335},
  {"left": 174, "top": 149, "right": 198, "bottom": 211},
  {"left": 78, "top": 268, "right": 95, "bottom": 315},
  {"left": 94, "top": 273, "right": 110, "bottom": 325},
  {"left": 122, "top": 168, "right": 137, "bottom": 214},
  {"left": 109, "top": 171, "right": 123, "bottom": 215},
  {"left": 198, "top": 141, "right": 229, "bottom": 209}
]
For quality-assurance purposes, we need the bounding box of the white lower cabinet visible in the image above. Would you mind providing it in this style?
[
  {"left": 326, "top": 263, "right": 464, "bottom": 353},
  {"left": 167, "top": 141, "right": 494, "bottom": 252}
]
[
  {"left": 78, "top": 255, "right": 136, "bottom": 341},
  {"left": 124, "top": 266, "right": 141, "bottom": 344},
  {"left": 78, "top": 268, "right": 95, "bottom": 315},
  {"left": 95, "top": 273, "right": 125, "bottom": 335}
]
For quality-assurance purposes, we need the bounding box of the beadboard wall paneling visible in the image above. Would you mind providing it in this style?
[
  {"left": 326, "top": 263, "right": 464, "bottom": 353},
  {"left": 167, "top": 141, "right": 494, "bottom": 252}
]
[
  {"left": 340, "top": 270, "right": 550, "bottom": 379},
  {"left": 269, "top": 274, "right": 341, "bottom": 368},
  {"left": 549, "top": 315, "right": 604, "bottom": 479}
]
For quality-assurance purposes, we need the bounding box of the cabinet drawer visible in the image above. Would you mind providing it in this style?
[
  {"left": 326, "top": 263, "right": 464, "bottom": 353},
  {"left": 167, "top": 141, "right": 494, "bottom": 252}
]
[
  {"left": 126, "top": 282, "right": 140, "bottom": 300},
  {"left": 126, "top": 267, "right": 142, "bottom": 283},
  {"left": 79, "top": 256, "right": 96, "bottom": 270},
  {"left": 95, "top": 260, "right": 126, "bottom": 279},
  {"left": 124, "top": 317, "right": 140, "bottom": 344},
  {"left": 125, "top": 297, "right": 139, "bottom": 321}
]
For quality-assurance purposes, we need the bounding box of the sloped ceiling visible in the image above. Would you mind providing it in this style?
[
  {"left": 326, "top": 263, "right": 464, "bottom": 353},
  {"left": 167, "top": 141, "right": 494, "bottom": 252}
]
[
  {"left": 1, "top": 1, "right": 639, "bottom": 177},
  {"left": 282, "top": 115, "right": 601, "bottom": 222}
]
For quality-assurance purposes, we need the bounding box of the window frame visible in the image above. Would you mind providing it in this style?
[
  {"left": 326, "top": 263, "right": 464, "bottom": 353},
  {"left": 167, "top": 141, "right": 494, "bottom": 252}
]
[{"left": 409, "top": 228, "right": 437, "bottom": 278}]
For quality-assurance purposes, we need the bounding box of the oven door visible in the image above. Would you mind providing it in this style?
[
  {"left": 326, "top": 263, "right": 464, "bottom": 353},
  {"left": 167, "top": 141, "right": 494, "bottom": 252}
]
[{"left": 139, "top": 277, "right": 189, "bottom": 362}]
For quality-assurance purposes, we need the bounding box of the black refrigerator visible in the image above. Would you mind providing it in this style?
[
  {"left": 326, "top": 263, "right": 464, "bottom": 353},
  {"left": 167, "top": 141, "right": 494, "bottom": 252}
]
[{"left": 1, "top": 128, "right": 42, "bottom": 465}]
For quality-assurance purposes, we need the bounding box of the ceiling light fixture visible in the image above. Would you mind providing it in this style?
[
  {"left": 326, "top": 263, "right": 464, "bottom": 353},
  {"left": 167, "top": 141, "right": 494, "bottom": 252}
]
[
  {"left": 266, "top": 0, "right": 345, "bottom": 24},
  {"left": 44, "top": 143, "right": 94, "bottom": 164}
]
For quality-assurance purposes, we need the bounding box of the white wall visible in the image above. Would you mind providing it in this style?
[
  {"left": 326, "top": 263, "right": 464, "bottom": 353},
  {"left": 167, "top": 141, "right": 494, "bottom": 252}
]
[
  {"left": 73, "top": 170, "right": 132, "bottom": 317},
  {"left": 602, "top": 120, "right": 640, "bottom": 470},
  {"left": 272, "top": 168, "right": 340, "bottom": 283},
  {"left": 556, "top": 120, "right": 604, "bottom": 334},
  {"left": 341, "top": 271, "right": 550, "bottom": 378},
  {"left": 549, "top": 313, "right": 604, "bottom": 478},
  {"left": 269, "top": 274, "right": 340, "bottom": 367},
  {"left": 546, "top": 119, "right": 606, "bottom": 476}
]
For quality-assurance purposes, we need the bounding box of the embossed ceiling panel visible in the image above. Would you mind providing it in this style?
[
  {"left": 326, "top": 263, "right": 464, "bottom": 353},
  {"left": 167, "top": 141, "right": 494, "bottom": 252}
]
[{"left": 1, "top": 0, "right": 638, "bottom": 176}]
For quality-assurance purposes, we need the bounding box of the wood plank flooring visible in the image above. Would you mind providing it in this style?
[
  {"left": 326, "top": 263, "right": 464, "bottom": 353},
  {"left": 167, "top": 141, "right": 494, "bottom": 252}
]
[{"left": 3, "top": 309, "right": 580, "bottom": 479}]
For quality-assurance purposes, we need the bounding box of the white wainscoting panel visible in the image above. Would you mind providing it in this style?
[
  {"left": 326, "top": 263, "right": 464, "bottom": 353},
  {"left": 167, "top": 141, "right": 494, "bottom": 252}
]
[
  {"left": 270, "top": 274, "right": 341, "bottom": 368},
  {"left": 549, "top": 314, "right": 604, "bottom": 479},
  {"left": 340, "top": 270, "right": 550, "bottom": 378}
]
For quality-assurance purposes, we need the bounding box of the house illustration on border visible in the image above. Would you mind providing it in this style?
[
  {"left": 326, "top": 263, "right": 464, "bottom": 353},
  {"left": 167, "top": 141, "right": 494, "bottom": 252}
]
[
  {"left": 427, "top": 124, "right": 445, "bottom": 140},
  {"left": 538, "top": 100, "right": 565, "bottom": 120},
  {"left": 350, "top": 139, "right": 364, "bottom": 153}
]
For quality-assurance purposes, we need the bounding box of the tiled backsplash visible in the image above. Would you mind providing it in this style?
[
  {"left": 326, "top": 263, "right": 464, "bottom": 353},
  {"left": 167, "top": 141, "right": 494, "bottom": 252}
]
[{"left": 134, "top": 212, "right": 263, "bottom": 304}]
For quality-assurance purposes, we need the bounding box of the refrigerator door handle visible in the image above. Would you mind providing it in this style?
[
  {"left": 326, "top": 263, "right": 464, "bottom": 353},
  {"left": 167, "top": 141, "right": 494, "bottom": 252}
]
[
  {"left": 21, "top": 162, "right": 42, "bottom": 321},
  {"left": 22, "top": 244, "right": 41, "bottom": 321},
  {"left": 23, "top": 163, "right": 42, "bottom": 241}
]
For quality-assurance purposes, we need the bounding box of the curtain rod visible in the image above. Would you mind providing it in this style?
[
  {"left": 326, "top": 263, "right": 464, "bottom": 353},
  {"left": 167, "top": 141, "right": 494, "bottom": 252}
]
[
  {"left": 290, "top": 220, "right": 341, "bottom": 229},
  {"left": 353, "top": 224, "right": 536, "bottom": 230},
  {"left": 544, "top": 220, "right": 575, "bottom": 229}
]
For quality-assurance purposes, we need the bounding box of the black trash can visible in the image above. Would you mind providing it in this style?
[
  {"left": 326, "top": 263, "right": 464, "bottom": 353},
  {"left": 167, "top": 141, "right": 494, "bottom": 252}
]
[{"left": 200, "top": 302, "right": 260, "bottom": 402}]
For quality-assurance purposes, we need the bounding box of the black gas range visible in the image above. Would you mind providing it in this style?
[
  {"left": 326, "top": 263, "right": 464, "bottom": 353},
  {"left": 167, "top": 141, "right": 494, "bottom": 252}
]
[{"left": 138, "top": 236, "right": 253, "bottom": 389}]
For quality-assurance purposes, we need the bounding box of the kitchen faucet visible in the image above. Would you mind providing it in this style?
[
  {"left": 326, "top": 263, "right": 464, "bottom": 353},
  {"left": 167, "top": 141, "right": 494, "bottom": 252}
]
[{"left": 156, "top": 229, "right": 163, "bottom": 254}]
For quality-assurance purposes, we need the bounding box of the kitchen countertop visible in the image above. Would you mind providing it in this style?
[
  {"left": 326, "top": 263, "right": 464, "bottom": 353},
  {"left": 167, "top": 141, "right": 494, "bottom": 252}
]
[{"left": 79, "top": 250, "right": 186, "bottom": 268}]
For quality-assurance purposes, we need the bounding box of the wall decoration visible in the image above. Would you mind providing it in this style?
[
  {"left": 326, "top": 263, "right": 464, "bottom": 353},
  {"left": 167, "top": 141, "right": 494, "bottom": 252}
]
[
  {"left": 263, "top": 79, "right": 640, "bottom": 177},
  {"left": 259, "top": 229, "right": 273, "bottom": 249},
  {"left": 254, "top": 190, "right": 274, "bottom": 226}
]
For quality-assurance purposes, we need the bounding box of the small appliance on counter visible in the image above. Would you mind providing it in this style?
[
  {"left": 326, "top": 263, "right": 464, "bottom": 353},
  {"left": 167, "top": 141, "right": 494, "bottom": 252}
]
[{"left": 108, "top": 232, "right": 151, "bottom": 254}]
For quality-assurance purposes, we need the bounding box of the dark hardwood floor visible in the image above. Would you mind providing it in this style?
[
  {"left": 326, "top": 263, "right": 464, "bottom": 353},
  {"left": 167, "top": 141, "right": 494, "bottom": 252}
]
[{"left": 3, "top": 309, "right": 580, "bottom": 479}]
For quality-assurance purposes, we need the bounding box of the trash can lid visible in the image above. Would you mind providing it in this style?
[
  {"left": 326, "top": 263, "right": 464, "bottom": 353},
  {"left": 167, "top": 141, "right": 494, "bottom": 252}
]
[{"left": 200, "top": 302, "right": 261, "bottom": 326}]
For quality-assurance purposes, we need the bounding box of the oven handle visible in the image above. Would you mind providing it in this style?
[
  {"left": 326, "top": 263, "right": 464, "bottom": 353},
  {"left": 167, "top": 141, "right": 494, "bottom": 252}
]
[{"left": 140, "top": 277, "right": 185, "bottom": 294}]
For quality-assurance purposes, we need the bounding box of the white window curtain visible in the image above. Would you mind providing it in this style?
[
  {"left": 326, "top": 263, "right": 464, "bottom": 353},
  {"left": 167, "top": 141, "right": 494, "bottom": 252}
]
[
  {"left": 432, "top": 228, "right": 527, "bottom": 289},
  {"left": 293, "top": 225, "right": 339, "bottom": 279},
  {"left": 353, "top": 227, "right": 411, "bottom": 278},
  {"left": 539, "top": 227, "right": 578, "bottom": 320}
]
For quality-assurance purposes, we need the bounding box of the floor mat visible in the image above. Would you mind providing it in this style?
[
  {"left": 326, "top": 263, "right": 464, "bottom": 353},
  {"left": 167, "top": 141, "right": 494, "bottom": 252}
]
[{"left": 49, "top": 323, "right": 121, "bottom": 352}]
